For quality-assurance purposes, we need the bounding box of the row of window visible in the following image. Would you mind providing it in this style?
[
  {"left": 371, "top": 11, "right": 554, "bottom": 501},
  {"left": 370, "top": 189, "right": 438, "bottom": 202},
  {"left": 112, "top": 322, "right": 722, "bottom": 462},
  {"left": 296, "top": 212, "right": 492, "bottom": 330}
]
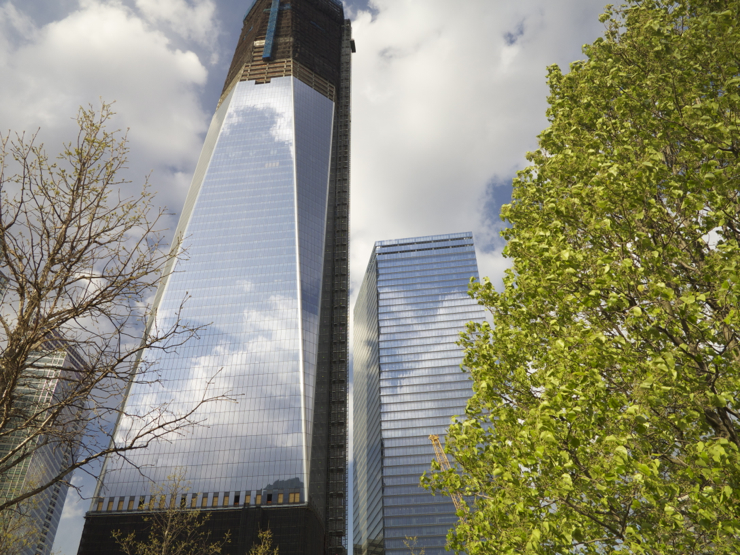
[
  {"left": 378, "top": 290, "right": 472, "bottom": 307},
  {"left": 94, "top": 490, "right": 302, "bottom": 513},
  {"left": 378, "top": 277, "right": 477, "bottom": 295},
  {"left": 379, "top": 386, "right": 470, "bottom": 406},
  {"left": 378, "top": 298, "right": 478, "bottom": 317},
  {"left": 384, "top": 537, "right": 448, "bottom": 550},
  {"left": 377, "top": 268, "right": 480, "bottom": 288},
  {"left": 375, "top": 232, "right": 472, "bottom": 248},
  {"left": 376, "top": 256, "right": 478, "bottom": 276},
  {"left": 379, "top": 309, "right": 483, "bottom": 328},
  {"left": 378, "top": 285, "right": 469, "bottom": 301},
  {"left": 379, "top": 357, "right": 470, "bottom": 373},
  {"left": 378, "top": 388, "right": 472, "bottom": 406},
  {"left": 376, "top": 247, "right": 475, "bottom": 263},
  {"left": 379, "top": 368, "right": 469, "bottom": 386},
  {"left": 378, "top": 326, "right": 471, "bottom": 343},
  {"left": 376, "top": 240, "right": 474, "bottom": 258},
  {"left": 379, "top": 307, "right": 481, "bottom": 325},
  {"left": 378, "top": 323, "right": 477, "bottom": 339},
  {"left": 378, "top": 349, "right": 467, "bottom": 365},
  {"left": 381, "top": 424, "right": 451, "bottom": 442}
]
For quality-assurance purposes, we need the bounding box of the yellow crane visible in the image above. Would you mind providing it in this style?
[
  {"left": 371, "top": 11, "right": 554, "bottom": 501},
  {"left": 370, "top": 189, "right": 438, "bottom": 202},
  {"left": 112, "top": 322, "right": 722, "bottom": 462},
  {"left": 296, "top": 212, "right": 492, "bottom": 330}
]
[{"left": 429, "top": 434, "right": 466, "bottom": 517}]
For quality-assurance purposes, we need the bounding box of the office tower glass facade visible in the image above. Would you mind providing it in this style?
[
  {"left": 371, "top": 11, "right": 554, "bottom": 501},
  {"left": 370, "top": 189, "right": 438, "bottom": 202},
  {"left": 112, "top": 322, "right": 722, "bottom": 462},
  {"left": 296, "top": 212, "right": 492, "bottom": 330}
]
[
  {"left": 101, "top": 72, "right": 334, "bottom": 506},
  {"left": 353, "top": 233, "right": 486, "bottom": 555},
  {"left": 78, "top": 1, "right": 351, "bottom": 554},
  {"left": 0, "top": 344, "right": 85, "bottom": 555}
]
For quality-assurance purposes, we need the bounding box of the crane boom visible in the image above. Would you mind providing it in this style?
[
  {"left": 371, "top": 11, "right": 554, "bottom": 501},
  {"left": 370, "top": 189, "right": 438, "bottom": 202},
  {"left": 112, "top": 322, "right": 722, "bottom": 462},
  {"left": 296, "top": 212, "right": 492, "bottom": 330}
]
[{"left": 429, "top": 434, "right": 466, "bottom": 515}]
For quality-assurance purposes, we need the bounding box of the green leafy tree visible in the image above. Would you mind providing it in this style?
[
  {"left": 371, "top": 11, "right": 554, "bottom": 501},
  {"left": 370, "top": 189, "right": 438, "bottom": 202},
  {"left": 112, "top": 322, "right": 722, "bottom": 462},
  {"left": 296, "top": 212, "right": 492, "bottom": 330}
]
[
  {"left": 113, "top": 473, "right": 230, "bottom": 555},
  {"left": 424, "top": 1, "right": 740, "bottom": 554}
]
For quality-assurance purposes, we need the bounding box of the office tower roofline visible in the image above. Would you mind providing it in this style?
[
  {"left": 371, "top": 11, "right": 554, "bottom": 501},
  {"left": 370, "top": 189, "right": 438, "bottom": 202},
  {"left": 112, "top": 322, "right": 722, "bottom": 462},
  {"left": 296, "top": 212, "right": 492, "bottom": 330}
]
[
  {"left": 374, "top": 231, "right": 474, "bottom": 247},
  {"left": 243, "top": 0, "right": 342, "bottom": 16},
  {"left": 222, "top": 0, "right": 347, "bottom": 107}
]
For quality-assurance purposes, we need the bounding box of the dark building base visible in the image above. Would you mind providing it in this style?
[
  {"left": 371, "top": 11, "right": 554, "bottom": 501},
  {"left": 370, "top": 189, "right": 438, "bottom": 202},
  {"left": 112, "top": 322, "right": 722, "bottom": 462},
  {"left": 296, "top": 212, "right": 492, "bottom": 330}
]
[{"left": 77, "top": 505, "right": 326, "bottom": 555}]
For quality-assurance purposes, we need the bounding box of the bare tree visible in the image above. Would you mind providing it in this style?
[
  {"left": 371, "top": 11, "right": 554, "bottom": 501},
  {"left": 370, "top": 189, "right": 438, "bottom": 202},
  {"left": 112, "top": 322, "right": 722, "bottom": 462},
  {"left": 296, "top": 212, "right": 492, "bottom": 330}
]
[
  {"left": 113, "top": 473, "right": 230, "bottom": 555},
  {"left": 0, "top": 503, "right": 37, "bottom": 553},
  {"left": 246, "top": 528, "right": 279, "bottom": 555},
  {"left": 403, "top": 537, "right": 424, "bottom": 555},
  {"left": 0, "top": 103, "right": 223, "bottom": 515}
]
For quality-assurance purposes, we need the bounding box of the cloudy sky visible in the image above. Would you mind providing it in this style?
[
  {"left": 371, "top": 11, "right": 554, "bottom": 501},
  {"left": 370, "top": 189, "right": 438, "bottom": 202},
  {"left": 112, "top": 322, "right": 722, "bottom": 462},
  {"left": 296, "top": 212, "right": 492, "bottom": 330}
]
[{"left": 0, "top": 0, "right": 607, "bottom": 552}]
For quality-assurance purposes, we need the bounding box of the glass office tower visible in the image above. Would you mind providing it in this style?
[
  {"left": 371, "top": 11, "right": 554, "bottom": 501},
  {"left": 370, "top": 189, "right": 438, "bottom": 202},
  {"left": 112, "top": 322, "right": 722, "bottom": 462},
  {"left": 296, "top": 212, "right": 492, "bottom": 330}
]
[
  {"left": 0, "top": 343, "right": 85, "bottom": 555},
  {"left": 78, "top": 1, "right": 351, "bottom": 554},
  {"left": 353, "top": 233, "right": 486, "bottom": 555}
]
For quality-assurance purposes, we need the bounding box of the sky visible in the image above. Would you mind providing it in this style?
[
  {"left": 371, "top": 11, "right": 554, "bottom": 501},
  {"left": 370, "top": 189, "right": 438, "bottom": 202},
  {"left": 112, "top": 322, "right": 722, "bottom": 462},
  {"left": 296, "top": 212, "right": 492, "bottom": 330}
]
[{"left": 0, "top": 0, "right": 608, "bottom": 553}]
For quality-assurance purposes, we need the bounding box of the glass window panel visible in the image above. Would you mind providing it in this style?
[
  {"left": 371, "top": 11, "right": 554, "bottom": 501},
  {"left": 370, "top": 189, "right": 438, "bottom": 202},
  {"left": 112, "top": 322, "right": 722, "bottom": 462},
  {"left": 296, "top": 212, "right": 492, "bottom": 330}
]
[
  {"left": 98, "top": 77, "right": 333, "bottom": 504},
  {"left": 354, "top": 233, "right": 486, "bottom": 555}
]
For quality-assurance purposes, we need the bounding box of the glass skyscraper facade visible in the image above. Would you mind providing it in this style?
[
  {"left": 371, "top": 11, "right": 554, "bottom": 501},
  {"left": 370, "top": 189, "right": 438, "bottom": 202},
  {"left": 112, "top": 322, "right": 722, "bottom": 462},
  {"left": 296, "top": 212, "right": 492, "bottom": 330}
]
[
  {"left": 353, "top": 233, "right": 486, "bottom": 555},
  {"left": 78, "top": 2, "right": 351, "bottom": 554},
  {"left": 0, "top": 343, "right": 85, "bottom": 555}
]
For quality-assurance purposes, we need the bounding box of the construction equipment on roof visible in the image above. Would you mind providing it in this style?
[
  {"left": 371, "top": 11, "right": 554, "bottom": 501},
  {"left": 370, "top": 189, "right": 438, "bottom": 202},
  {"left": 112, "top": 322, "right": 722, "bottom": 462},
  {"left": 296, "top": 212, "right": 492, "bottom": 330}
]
[{"left": 429, "top": 434, "right": 466, "bottom": 517}]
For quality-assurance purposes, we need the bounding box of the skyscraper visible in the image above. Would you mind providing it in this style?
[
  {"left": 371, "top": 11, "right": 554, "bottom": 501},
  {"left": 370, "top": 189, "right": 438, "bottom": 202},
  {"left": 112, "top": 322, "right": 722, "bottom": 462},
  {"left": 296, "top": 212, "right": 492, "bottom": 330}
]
[
  {"left": 78, "top": 1, "right": 351, "bottom": 553},
  {"left": 353, "top": 233, "right": 486, "bottom": 555},
  {"left": 0, "top": 339, "right": 86, "bottom": 555}
]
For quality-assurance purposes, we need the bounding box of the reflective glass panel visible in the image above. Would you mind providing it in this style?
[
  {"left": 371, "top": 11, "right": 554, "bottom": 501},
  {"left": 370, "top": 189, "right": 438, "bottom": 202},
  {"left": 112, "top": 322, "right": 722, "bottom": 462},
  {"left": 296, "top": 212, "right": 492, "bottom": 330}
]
[
  {"left": 353, "top": 233, "right": 486, "bottom": 555},
  {"left": 99, "top": 77, "right": 334, "bottom": 502}
]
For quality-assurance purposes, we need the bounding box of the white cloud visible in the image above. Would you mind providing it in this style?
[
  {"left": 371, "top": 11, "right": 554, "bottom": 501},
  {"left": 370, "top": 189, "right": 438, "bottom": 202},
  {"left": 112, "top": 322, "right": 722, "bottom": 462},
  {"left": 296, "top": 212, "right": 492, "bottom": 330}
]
[
  {"left": 348, "top": 0, "right": 606, "bottom": 303},
  {"left": 0, "top": 2, "right": 218, "bottom": 553},
  {"left": 54, "top": 473, "right": 89, "bottom": 553},
  {"left": 134, "top": 0, "right": 219, "bottom": 53},
  {"left": 0, "top": 3, "right": 36, "bottom": 53},
  {"left": 0, "top": 0, "right": 210, "bottom": 219}
]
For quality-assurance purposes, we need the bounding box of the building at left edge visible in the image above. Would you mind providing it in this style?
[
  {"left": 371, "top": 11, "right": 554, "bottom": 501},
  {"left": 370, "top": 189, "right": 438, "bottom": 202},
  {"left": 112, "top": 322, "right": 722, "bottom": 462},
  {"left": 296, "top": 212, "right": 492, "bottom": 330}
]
[
  {"left": 77, "top": 1, "right": 352, "bottom": 554},
  {"left": 0, "top": 335, "right": 87, "bottom": 555}
]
